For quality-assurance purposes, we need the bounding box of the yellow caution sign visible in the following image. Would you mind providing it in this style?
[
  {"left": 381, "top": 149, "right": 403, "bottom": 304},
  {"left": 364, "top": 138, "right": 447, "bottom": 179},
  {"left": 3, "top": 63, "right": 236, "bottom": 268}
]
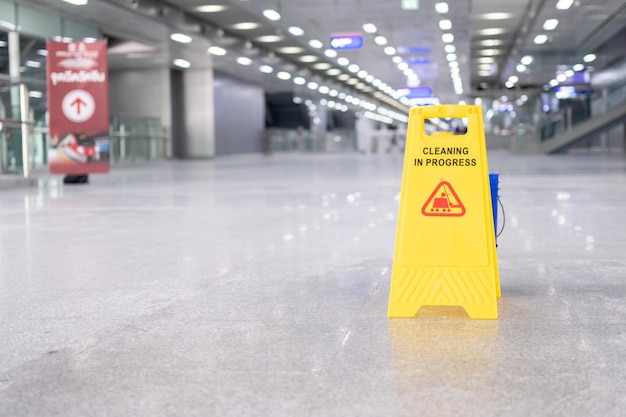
[{"left": 388, "top": 105, "right": 500, "bottom": 319}]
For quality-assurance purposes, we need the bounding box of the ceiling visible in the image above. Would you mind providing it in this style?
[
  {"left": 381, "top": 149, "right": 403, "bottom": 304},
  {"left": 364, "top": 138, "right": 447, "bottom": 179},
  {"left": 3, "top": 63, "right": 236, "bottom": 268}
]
[{"left": 7, "top": 0, "right": 626, "bottom": 116}]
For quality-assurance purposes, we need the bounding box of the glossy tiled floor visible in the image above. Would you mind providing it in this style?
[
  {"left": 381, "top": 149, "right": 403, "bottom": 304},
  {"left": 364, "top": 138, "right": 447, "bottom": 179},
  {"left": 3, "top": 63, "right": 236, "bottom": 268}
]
[{"left": 1, "top": 150, "right": 626, "bottom": 416}]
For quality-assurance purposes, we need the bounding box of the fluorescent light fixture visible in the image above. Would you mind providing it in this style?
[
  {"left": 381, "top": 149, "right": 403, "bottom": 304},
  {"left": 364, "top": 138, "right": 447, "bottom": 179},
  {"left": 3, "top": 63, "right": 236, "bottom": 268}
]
[
  {"left": 439, "top": 20, "right": 452, "bottom": 30},
  {"left": 170, "top": 33, "right": 192, "bottom": 43},
  {"left": 236, "top": 56, "right": 252, "bottom": 65},
  {"left": 479, "top": 49, "right": 500, "bottom": 56},
  {"left": 583, "top": 53, "right": 596, "bottom": 62},
  {"left": 543, "top": 19, "right": 559, "bottom": 30},
  {"left": 288, "top": 26, "right": 305, "bottom": 36},
  {"left": 480, "top": 39, "right": 503, "bottom": 46},
  {"left": 259, "top": 65, "right": 273, "bottom": 73},
  {"left": 482, "top": 12, "right": 513, "bottom": 19},
  {"left": 26, "top": 60, "right": 41, "bottom": 68},
  {"left": 208, "top": 46, "right": 227, "bottom": 56},
  {"left": 477, "top": 57, "right": 494, "bottom": 63},
  {"left": 479, "top": 28, "right": 505, "bottom": 35},
  {"left": 231, "top": 22, "right": 259, "bottom": 30},
  {"left": 173, "top": 59, "right": 191, "bottom": 68},
  {"left": 293, "top": 76, "right": 306, "bottom": 85},
  {"left": 520, "top": 55, "right": 533, "bottom": 65},
  {"left": 435, "top": 2, "right": 448, "bottom": 13},
  {"left": 324, "top": 49, "right": 337, "bottom": 58},
  {"left": 384, "top": 46, "right": 396, "bottom": 55},
  {"left": 556, "top": 0, "right": 574, "bottom": 10},
  {"left": 299, "top": 55, "right": 317, "bottom": 62},
  {"left": 308, "top": 39, "right": 324, "bottom": 49},
  {"left": 263, "top": 9, "right": 281, "bottom": 21},
  {"left": 256, "top": 35, "right": 283, "bottom": 43},
  {"left": 441, "top": 33, "right": 454, "bottom": 43},
  {"left": 63, "top": 0, "right": 88, "bottom": 5},
  {"left": 196, "top": 5, "right": 226, "bottom": 12},
  {"left": 276, "top": 46, "right": 304, "bottom": 54},
  {"left": 573, "top": 63, "right": 585, "bottom": 71},
  {"left": 276, "top": 71, "right": 291, "bottom": 80},
  {"left": 374, "top": 36, "right": 387, "bottom": 45},
  {"left": 534, "top": 34, "right": 548, "bottom": 44},
  {"left": 362, "top": 23, "right": 377, "bottom": 33},
  {"left": 337, "top": 57, "right": 350, "bottom": 66}
]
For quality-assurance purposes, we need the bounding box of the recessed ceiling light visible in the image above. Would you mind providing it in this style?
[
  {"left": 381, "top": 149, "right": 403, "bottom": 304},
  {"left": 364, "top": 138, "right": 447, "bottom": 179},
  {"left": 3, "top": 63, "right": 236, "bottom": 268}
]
[
  {"left": 441, "top": 34, "right": 454, "bottom": 43},
  {"left": 324, "top": 49, "right": 337, "bottom": 58},
  {"left": 520, "top": 55, "right": 533, "bottom": 65},
  {"left": 516, "top": 64, "right": 527, "bottom": 72},
  {"left": 277, "top": 46, "right": 304, "bottom": 54},
  {"left": 556, "top": 0, "right": 574, "bottom": 10},
  {"left": 256, "top": 35, "right": 283, "bottom": 43},
  {"left": 208, "top": 46, "right": 227, "bottom": 56},
  {"left": 308, "top": 39, "right": 324, "bottom": 49},
  {"left": 445, "top": 44, "right": 456, "bottom": 53},
  {"left": 231, "top": 22, "right": 259, "bottom": 30},
  {"left": 326, "top": 68, "right": 341, "bottom": 76},
  {"left": 384, "top": 46, "right": 396, "bottom": 55},
  {"left": 543, "top": 19, "right": 559, "bottom": 30},
  {"left": 573, "top": 63, "right": 585, "bottom": 71},
  {"left": 337, "top": 57, "right": 350, "bottom": 66},
  {"left": 348, "top": 64, "right": 360, "bottom": 73},
  {"left": 583, "top": 53, "right": 596, "bottom": 62},
  {"left": 236, "top": 56, "right": 252, "bottom": 65},
  {"left": 435, "top": 2, "right": 448, "bottom": 13},
  {"left": 277, "top": 71, "right": 291, "bottom": 80},
  {"left": 299, "top": 55, "right": 317, "bottom": 62},
  {"left": 392, "top": 56, "right": 402, "bottom": 63},
  {"left": 293, "top": 76, "right": 306, "bottom": 85},
  {"left": 288, "top": 26, "right": 305, "bottom": 36},
  {"left": 534, "top": 34, "right": 548, "bottom": 44},
  {"left": 479, "top": 49, "right": 501, "bottom": 56},
  {"left": 307, "top": 81, "right": 319, "bottom": 90},
  {"left": 259, "top": 65, "right": 273, "bottom": 73},
  {"left": 196, "top": 5, "right": 226, "bottom": 13},
  {"left": 477, "top": 57, "right": 494, "bottom": 63},
  {"left": 338, "top": 74, "right": 350, "bottom": 81},
  {"left": 397, "top": 62, "right": 408, "bottom": 70},
  {"left": 439, "top": 20, "right": 452, "bottom": 30},
  {"left": 263, "top": 9, "right": 281, "bottom": 21},
  {"left": 173, "top": 59, "right": 190, "bottom": 68},
  {"left": 313, "top": 63, "right": 331, "bottom": 70},
  {"left": 374, "top": 36, "right": 387, "bottom": 45},
  {"left": 170, "top": 33, "right": 192, "bottom": 43},
  {"left": 319, "top": 85, "right": 330, "bottom": 94},
  {"left": 362, "top": 23, "right": 377, "bottom": 33},
  {"left": 446, "top": 53, "right": 457, "bottom": 61}
]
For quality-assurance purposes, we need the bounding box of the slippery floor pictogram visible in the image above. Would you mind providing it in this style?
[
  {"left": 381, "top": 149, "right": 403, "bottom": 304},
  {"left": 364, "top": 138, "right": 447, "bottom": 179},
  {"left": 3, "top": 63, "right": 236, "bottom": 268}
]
[{"left": 421, "top": 180, "right": 465, "bottom": 217}]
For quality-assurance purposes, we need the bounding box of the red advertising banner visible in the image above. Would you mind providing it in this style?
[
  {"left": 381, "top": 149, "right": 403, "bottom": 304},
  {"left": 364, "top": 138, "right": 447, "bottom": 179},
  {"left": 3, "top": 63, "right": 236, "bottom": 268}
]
[{"left": 46, "top": 40, "right": 109, "bottom": 174}]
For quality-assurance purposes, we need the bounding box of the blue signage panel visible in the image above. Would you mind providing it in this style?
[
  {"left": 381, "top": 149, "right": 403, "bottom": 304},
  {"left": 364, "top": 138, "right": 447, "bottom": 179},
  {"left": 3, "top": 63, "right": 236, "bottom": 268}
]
[
  {"left": 396, "top": 86, "right": 433, "bottom": 99},
  {"left": 330, "top": 34, "right": 363, "bottom": 50}
]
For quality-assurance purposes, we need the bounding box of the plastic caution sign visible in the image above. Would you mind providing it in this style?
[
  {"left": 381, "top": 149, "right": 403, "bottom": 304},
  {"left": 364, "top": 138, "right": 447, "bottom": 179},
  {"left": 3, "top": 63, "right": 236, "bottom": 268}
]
[{"left": 388, "top": 105, "right": 500, "bottom": 319}]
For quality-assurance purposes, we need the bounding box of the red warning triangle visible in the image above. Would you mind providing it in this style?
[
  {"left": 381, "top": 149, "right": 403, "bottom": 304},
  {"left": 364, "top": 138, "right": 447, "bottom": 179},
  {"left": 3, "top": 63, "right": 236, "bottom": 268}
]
[{"left": 421, "top": 180, "right": 466, "bottom": 217}]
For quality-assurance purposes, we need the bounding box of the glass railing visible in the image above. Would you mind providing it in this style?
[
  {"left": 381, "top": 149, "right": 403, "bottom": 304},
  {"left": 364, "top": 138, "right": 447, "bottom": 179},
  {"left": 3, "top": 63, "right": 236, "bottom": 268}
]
[{"left": 109, "top": 115, "right": 169, "bottom": 162}]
